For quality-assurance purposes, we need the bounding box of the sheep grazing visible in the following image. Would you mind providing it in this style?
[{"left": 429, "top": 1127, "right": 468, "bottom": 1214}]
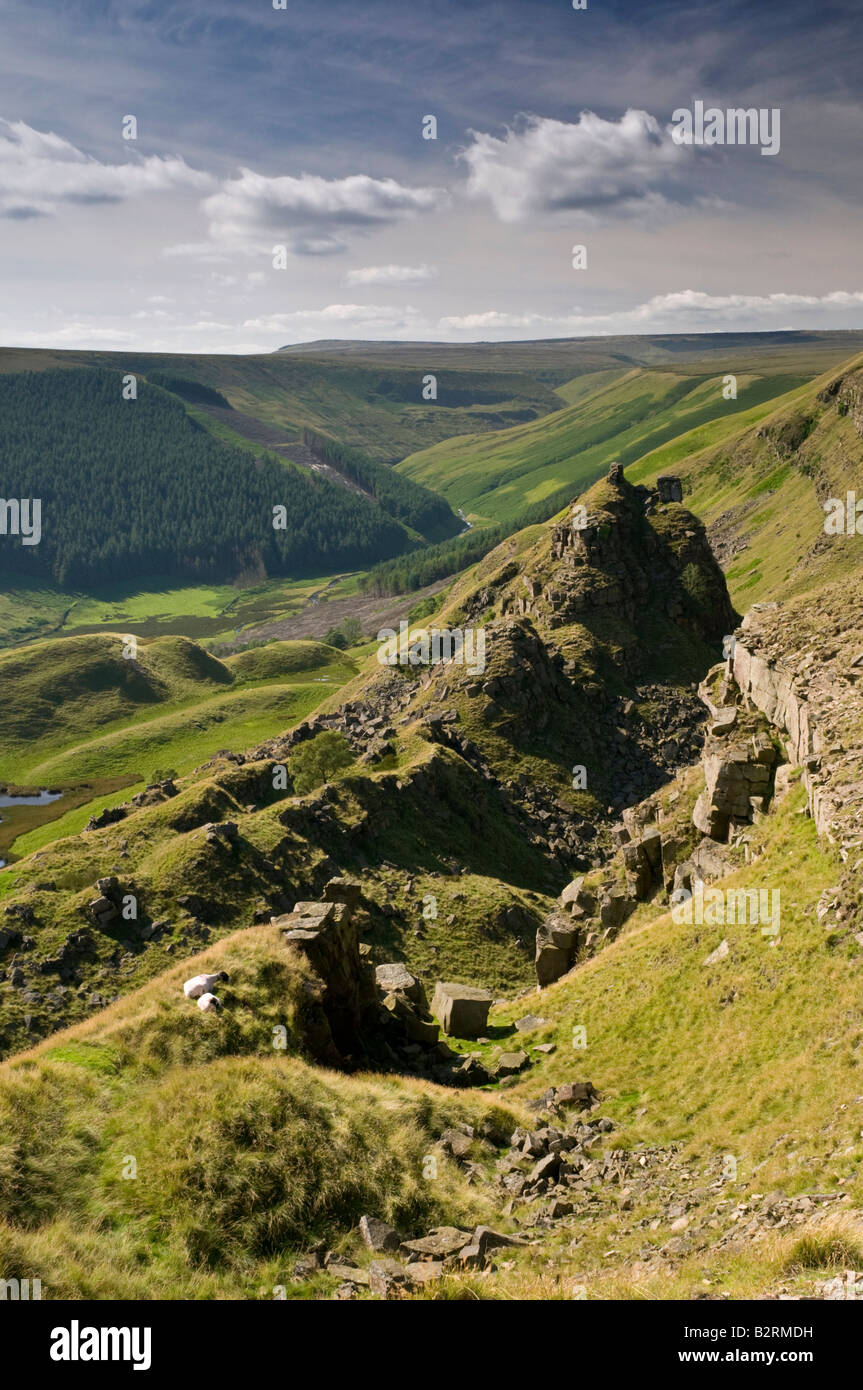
[
  {"left": 183, "top": 971, "right": 229, "bottom": 1000},
  {"left": 197, "top": 992, "right": 222, "bottom": 1014}
]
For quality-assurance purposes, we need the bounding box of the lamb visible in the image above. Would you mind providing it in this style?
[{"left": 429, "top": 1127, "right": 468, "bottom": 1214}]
[
  {"left": 183, "top": 971, "right": 229, "bottom": 1000},
  {"left": 197, "top": 992, "right": 222, "bottom": 1014}
]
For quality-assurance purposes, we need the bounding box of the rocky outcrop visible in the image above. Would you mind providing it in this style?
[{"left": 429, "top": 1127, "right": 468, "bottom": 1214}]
[
  {"left": 730, "top": 593, "right": 863, "bottom": 854},
  {"left": 535, "top": 874, "right": 639, "bottom": 986},
  {"left": 274, "top": 879, "right": 495, "bottom": 1083},
  {"left": 274, "top": 886, "right": 371, "bottom": 1061},
  {"left": 692, "top": 729, "right": 776, "bottom": 841},
  {"left": 656, "top": 475, "right": 683, "bottom": 504},
  {"left": 526, "top": 465, "right": 735, "bottom": 654}
]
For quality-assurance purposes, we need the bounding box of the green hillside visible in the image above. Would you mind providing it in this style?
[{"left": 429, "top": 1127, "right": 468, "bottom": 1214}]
[
  {"left": 0, "top": 635, "right": 356, "bottom": 861},
  {"left": 396, "top": 368, "right": 809, "bottom": 524},
  {"left": 629, "top": 351, "right": 863, "bottom": 609},
  {"left": 277, "top": 329, "right": 863, "bottom": 379},
  {"left": 0, "top": 347, "right": 561, "bottom": 463},
  {"left": 0, "top": 369, "right": 414, "bottom": 588},
  {"left": 0, "top": 924, "right": 512, "bottom": 1299}
]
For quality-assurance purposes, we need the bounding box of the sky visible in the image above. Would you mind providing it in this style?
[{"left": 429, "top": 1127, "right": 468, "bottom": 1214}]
[{"left": 0, "top": 0, "right": 861, "bottom": 352}]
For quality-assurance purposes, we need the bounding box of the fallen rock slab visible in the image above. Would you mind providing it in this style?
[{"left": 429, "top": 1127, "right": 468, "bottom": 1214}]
[
  {"left": 326, "top": 1264, "right": 369, "bottom": 1286},
  {"left": 400, "top": 1226, "right": 473, "bottom": 1260},
  {"left": 703, "top": 939, "right": 730, "bottom": 967},
  {"left": 368, "top": 1258, "right": 410, "bottom": 1298},
  {"left": 432, "top": 981, "right": 493, "bottom": 1038},
  {"left": 406, "top": 1261, "right": 444, "bottom": 1285},
  {"left": 493, "top": 1050, "right": 530, "bottom": 1077}
]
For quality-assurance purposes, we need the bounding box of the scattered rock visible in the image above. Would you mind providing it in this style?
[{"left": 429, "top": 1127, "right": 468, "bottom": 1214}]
[{"left": 358, "top": 1215, "right": 401, "bottom": 1253}]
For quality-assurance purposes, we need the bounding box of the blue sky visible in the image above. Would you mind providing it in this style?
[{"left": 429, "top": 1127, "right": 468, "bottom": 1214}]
[{"left": 0, "top": 0, "right": 861, "bottom": 349}]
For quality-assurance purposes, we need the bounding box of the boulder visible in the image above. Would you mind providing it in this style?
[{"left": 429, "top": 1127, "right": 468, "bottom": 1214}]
[
  {"left": 640, "top": 826, "right": 662, "bottom": 871},
  {"left": 472, "top": 1226, "right": 528, "bottom": 1258},
  {"left": 431, "top": 981, "right": 493, "bottom": 1037},
  {"left": 710, "top": 707, "right": 738, "bottom": 737},
  {"left": 322, "top": 877, "right": 362, "bottom": 910},
  {"left": 439, "top": 1128, "right": 473, "bottom": 1159},
  {"left": 555, "top": 1081, "right": 599, "bottom": 1109},
  {"left": 325, "top": 1264, "right": 369, "bottom": 1286},
  {"left": 400, "top": 1227, "right": 472, "bottom": 1260},
  {"left": 375, "top": 962, "right": 428, "bottom": 1012},
  {"left": 622, "top": 842, "right": 651, "bottom": 900},
  {"left": 381, "top": 991, "right": 439, "bottom": 1044},
  {"left": 690, "top": 837, "right": 730, "bottom": 882},
  {"left": 406, "top": 1261, "right": 444, "bottom": 1286},
  {"left": 514, "top": 1013, "right": 546, "bottom": 1032},
  {"left": 273, "top": 890, "right": 366, "bottom": 1059},
  {"left": 598, "top": 887, "right": 636, "bottom": 931},
  {"left": 493, "top": 1050, "right": 529, "bottom": 1077},
  {"left": 560, "top": 879, "right": 596, "bottom": 918},
  {"left": 359, "top": 1215, "right": 401, "bottom": 1254},
  {"left": 535, "top": 939, "right": 571, "bottom": 986},
  {"left": 535, "top": 907, "right": 583, "bottom": 986},
  {"left": 703, "top": 939, "right": 730, "bottom": 967},
  {"left": 529, "top": 1152, "right": 561, "bottom": 1184}
]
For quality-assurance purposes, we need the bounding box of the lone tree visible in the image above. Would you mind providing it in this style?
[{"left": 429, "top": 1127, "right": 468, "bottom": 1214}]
[{"left": 289, "top": 730, "right": 354, "bottom": 794}]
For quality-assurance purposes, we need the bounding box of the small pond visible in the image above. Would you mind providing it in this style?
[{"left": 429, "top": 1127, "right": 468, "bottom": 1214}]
[
  {"left": 0, "top": 790, "right": 63, "bottom": 808},
  {"left": 0, "top": 789, "right": 64, "bottom": 867}
]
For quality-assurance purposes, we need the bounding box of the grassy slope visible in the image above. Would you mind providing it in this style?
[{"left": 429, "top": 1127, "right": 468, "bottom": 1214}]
[
  {"left": 277, "top": 330, "right": 863, "bottom": 377},
  {"left": 484, "top": 778, "right": 863, "bottom": 1299},
  {"left": 0, "top": 348, "right": 561, "bottom": 464},
  {"left": 629, "top": 351, "right": 863, "bottom": 609},
  {"left": 0, "top": 572, "right": 367, "bottom": 652},
  {"left": 0, "top": 922, "right": 517, "bottom": 1298},
  {"left": 396, "top": 369, "right": 808, "bottom": 525},
  {"left": 0, "top": 636, "right": 355, "bottom": 860},
  {"left": 0, "top": 635, "right": 354, "bottom": 781},
  {"left": 0, "top": 781, "right": 859, "bottom": 1300}
]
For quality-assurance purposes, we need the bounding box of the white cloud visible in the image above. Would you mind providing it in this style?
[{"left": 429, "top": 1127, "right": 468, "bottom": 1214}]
[
  {"left": 243, "top": 302, "right": 426, "bottom": 333},
  {"left": 345, "top": 263, "right": 438, "bottom": 286},
  {"left": 440, "top": 289, "right": 863, "bottom": 336},
  {"left": 459, "top": 110, "right": 691, "bottom": 223},
  {"left": 5, "top": 320, "right": 139, "bottom": 347},
  {"left": 0, "top": 118, "right": 212, "bottom": 218},
  {"left": 9, "top": 289, "right": 863, "bottom": 355},
  {"left": 198, "top": 170, "right": 448, "bottom": 256}
]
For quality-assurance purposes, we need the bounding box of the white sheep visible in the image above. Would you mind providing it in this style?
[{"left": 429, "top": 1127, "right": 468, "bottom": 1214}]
[
  {"left": 197, "top": 992, "right": 223, "bottom": 1014},
  {"left": 183, "top": 971, "right": 229, "bottom": 1000}
]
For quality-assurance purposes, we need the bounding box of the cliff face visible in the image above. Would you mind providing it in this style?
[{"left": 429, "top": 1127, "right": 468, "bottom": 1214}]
[{"left": 731, "top": 583, "right": 863, "bottom": 857}]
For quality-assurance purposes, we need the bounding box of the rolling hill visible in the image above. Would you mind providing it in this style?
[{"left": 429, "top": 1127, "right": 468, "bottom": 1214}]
[{"left": 395, "top": 367, "right": 811, "bottom": 525}]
